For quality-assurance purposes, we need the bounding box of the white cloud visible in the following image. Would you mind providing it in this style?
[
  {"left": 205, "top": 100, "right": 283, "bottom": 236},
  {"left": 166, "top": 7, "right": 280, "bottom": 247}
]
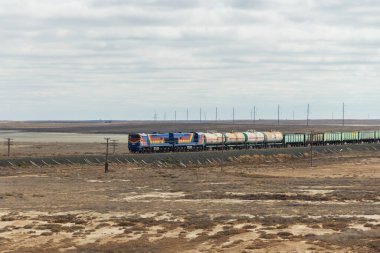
[{"left": 0, "top": 0, "right": 379, "bottom": 120}]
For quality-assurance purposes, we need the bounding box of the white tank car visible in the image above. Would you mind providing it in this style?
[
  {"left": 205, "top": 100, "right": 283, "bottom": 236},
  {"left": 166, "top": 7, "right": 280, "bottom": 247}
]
[
  {"left": 244, "top": 131, "right": 265, "bottom": 144},
  {"left": 263, "top": 131, "right": 284, "bottom": 143},
  {"left": 203, "top": 132, "right": 225, "bottom": 145},
  {"left": 225, "top": 132, "right": 247, "bottom": 144}
]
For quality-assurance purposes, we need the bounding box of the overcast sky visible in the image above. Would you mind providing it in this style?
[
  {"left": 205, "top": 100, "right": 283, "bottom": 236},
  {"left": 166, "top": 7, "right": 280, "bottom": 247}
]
[{"left": 0, "top": 0, "right": 379, "bottom": 120}]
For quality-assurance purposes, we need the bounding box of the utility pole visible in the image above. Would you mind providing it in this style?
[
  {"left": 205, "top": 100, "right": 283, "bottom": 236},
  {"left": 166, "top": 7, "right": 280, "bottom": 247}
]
[
  {"left": 220, "top": 146, "right": 224, "bottom": 172},
  {"left": 215, "top": 107, "right": 218, "bottom": 121},
  {"left": 293, "top": 111, "right": 295, "bottom": 121},
  {"left": 104, "top": 138, "right": 110, "bottom": 173},
  {"left": 342, "top": 102, "right": 345, "bottom": 127},
  {"left": 110, "top": 139, "right": 119, "bottom": 154},
  {"left": 5, "top": 138, "right": 13, "bottom": 157},
  {"left": 199, "top": 108, "right": 202, "bottom": 123},
  {"left": 307, "top": 104, "right": 310, "bottom": 127},
  {"left": 254, "top": 106, "right": 256, "bottom": 126},
  {"left": 153, "top": 111, "right": 158, "bottom": 121},
  {"left": 204, "top": 112, "right": 207, "bottom": 121},
  {"left": 233, "top": 107, "right": 235, "bottom": 124},
  {"left": 310, "top": 131, "right": 314, "bottom": 167},
  {"left": 175, "top": 110, "right": 177, "bottom": 122},
  {"left": 277, "top": 104, "right": 280, "bottom": 126}
]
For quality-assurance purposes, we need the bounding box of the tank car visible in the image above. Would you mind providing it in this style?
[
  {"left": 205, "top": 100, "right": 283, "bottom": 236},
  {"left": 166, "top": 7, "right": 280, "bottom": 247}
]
[
  {"left": 262, "top": 131, "right": 283, "bottom": 146},
  {"left": 203, "top": 132, "right": 225, "bottom": 149},
  {"left": 243, "top": 131, "right": 265, "bottom": 147},
  {"left": 224, "top": 132, "right": 246, "bottom": 148}
]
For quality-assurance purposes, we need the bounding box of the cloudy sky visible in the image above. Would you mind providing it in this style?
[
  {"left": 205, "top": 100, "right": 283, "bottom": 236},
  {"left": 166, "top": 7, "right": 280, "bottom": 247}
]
[{"left": 0, "top": 0, "right": 379, "bottom": 120}]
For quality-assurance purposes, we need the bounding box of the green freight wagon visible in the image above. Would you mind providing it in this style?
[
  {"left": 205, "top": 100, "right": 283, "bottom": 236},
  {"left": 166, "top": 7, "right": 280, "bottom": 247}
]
[
  {"left": 305, "top": 133, "right": 324, "bottom": 144},
  {"left": 358, "top": 131, "right": 376, "bottom": 142},
  {"left": 341, "top": 132, "right": 359, "bottom": 143},
  {"left": 284, "top": 133, "right": 305, "bottom": 146},
  {"left": 376, "top": 131, "right": 380, "bottom": 140},
  {"left": 324, "top": 132, "right": 342, "bottom": 144}
]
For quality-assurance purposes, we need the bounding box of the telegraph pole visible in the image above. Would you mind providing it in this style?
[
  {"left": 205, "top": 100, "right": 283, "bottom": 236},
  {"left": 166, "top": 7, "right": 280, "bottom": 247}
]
[
  {"left": 104, "top": 138, "right": 110, "bottom": 173},
  {"left": 310, "top": 131, "right": 314, "bottom": 167},
  {"left": 307, "top": 104, "right": 310, "bottom": 127},
  {"left": 5, "top": 138, "right": 13, "bottom": 157},
  {"left": 233, "top": 107, "right": 235, "bottom": 124},
  {"left": 215, "top": 107, "right": 218, "bottom": 121},
  {"left": 254, "top": 106, "right": 256, "bottom": 126},
  {"left": 277, "top": 104, "right": 280, "bottom": 126},
  {"left": 110, "top": 139, "right": 119, "bottom": 154},
  {"left": 342, "top": 102, "right": 345, "bottom": 127},
  {"left": 199, "top": 108, "right": 202, "bottom": 123}
]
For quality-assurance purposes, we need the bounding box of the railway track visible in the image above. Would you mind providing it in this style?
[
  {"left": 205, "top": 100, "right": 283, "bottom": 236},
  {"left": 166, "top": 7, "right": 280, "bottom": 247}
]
[{"left": 1, "top": 143, "right": 380, "bottom": 168}]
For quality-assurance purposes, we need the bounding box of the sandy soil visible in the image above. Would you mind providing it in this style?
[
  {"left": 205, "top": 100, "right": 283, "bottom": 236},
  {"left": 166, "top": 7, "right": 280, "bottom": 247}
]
[{"left": 0, "top": 150, "right": 379, "bottom": 252}]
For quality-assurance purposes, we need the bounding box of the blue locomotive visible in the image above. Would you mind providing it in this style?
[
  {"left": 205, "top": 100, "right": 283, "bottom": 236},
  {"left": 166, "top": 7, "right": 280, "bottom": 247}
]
[
  {"left": 128, "top": 130, "right": 380, "bottom": 153},
  {"left": 128, "top": 132, "right": 205, "bottom": 153}
]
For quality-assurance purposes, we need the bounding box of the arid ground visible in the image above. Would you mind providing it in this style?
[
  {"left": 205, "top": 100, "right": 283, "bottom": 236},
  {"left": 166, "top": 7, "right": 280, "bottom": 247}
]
[{"left": 1, "top": 150, "right": 379, "bottom": 252}]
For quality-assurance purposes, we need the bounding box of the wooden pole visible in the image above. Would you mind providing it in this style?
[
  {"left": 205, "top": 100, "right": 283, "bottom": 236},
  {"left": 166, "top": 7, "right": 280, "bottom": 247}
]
[{"left": 105, "top": 138, "right": 110, "bottom": 173}]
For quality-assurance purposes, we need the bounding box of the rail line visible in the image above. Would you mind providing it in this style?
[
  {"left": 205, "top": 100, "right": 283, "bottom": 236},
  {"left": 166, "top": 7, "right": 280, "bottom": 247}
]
[{"left": 1, "top": 143, "right": 380, "bottom": 168}]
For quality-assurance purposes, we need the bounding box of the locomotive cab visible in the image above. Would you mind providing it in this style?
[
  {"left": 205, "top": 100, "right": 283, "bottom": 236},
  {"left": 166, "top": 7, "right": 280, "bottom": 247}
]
[{"left": 128, "top": 133, "right": 143, "bottom": 152}]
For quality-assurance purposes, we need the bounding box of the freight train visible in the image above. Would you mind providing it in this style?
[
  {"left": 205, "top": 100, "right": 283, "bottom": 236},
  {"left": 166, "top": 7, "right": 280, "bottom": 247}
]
[{"left": 128, "top": 130, "right": 380, "bottom": 153}]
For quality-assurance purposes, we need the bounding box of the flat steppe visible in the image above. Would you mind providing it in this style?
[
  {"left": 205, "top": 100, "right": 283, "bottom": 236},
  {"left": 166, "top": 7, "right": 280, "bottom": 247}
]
[
  {"left": 0, "top": 150, "right": 379, "bottom": 252},
  {"left": 1, "top": 119, "right": 380, "bottom": 134}
]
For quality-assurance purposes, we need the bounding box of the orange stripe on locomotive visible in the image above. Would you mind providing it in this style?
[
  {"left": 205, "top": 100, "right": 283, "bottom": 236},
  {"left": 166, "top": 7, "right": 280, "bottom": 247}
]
[
  {"left": 147, "top": 134, "right": 165, "bottom": 145},
  {"left": 178, "top": 133, "right": 194, "bottom": 144}
]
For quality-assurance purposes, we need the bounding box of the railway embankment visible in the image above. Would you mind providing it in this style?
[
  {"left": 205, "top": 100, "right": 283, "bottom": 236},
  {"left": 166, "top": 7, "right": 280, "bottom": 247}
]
[{"left": 1, "top": 143, "right": 380, "bottom": 168}]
